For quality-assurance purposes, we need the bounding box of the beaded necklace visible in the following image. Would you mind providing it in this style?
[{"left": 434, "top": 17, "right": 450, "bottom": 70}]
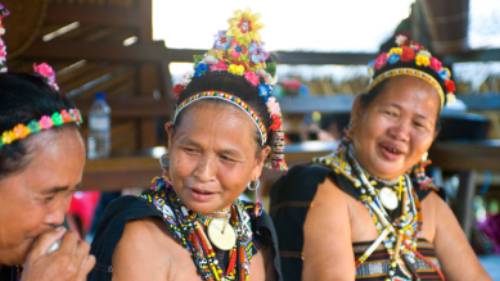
[
  {"left": 315, "top": 144, "right": 423, "bottom": 280},
  {"left": 141, "top": 177, "right": 255, "bottom": 281},
  {"left": 347, "top": 148, "right": 420, "bottom": 280}
]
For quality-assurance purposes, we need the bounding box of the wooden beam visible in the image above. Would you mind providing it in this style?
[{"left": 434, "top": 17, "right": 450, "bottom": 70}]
[
  {"left": 45, "top": 3, "right": 141, "bottom": 27},
  {"left": 74, "top": 97, "right": 173, "bottom": 119},
  {"left": 447, "top": 48, "right": 500, "bottom": 63},
  {"left": 273, "top": 51, "right": 374, "bottom": 65},
  {"left": 22, "top": 41, "right": 168, "bottom": 62},
  {"left": 137, "top": 63, "right": 162, "bottom": 148},
  {"left": 430, "top": 140, "right": 500, "bottom": 172},
  {"left": 137, "top": 0, "right": 153, "bottom": 41},
  {"left": 22, "top": 39, "right": 500, "bottom": 66},
  {"left": 163, "top": 49, "right": 376, "bottom": 65},
  {"left": 22, "top": 42, "right": 377, "bottom": 65},
  {"left": 82, "top": 156, "right": 161, "bottom": 191}
]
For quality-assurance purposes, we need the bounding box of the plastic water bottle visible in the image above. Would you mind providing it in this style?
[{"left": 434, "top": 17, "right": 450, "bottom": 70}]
[{"left": 87, "top": 92, "right": 111, "bottom": 159}]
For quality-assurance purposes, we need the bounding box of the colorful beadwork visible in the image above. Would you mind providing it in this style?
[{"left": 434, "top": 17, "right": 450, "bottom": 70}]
[
  {"left": 314, "top": 143, "right": 444, "bottom": 280},
  {"left": 0, "top": 3, "right": 9, "bottom": 73},
  {"left": 173, "top": 90, "right": 268, "bottom": 146},
  {"left": 141, "top": 177, "right": 257, "bottom": 281},
  {"left": 33, "top": 63, "right": 60, "bottom": 92},
  {"left": 172, "top": 9, "right": 287, "bottom": 171},
  {"left": 0, "top": 108, "right": 82, "bottom": 150},
  {"left": 367, "top": 34, "right": 456, "bottom": 108}
]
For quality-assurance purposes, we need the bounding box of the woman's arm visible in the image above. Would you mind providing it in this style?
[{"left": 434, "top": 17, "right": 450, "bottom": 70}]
[
  {"left": 432, "top": 193, "right": 491, "bottom": 281},
  {"left": 112, "top": 219, "right": 169, "bottom": 281},
  {"left": 248, "top": 245, "right": 277, "bottom": 281},
  {"left": 302, "top": 179, "right": 355, "bottom": 281}
]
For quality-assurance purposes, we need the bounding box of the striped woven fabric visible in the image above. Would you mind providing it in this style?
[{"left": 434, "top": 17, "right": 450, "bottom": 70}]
[{"left": 353, "top": 238, "right": 442, "bottom": 281}]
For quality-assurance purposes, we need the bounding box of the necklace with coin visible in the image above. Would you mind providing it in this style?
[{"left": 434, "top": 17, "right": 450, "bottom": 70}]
[
  {"left": 378, "top": 187, "right": 399, "bottom": 211},
  {"left": 206, "top": 209, "right": 237, "bottom": 250}
]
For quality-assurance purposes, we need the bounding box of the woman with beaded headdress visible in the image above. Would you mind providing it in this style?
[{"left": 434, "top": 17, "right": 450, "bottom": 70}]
[
  {"left": 89, "top": 10, "right": 285, "bottom": 281},
  {"left": 0, "top": 4, "right": 95, "bottom": 281},
  {"left": 271, "top": 35, "right": 491, "bottom": 281}
]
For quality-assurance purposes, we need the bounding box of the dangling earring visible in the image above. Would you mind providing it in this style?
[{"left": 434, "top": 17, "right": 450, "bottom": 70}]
[
  {"left": 248, "top": 179, "right": 262, "bottom": 216},
  {"left": 414, "top": 151, "right": 433, "bottom": 189},
  {"left": 247, "top": 179, "right": 260, "bottom": 191}
]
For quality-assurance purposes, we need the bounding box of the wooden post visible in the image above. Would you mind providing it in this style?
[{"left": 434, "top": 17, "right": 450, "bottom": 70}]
[
  {"left": 453, "top": 171, "right": 477, "bottom": 239},
  {"left": 135, "top": 0, "right": 159, "bottom": 149}
]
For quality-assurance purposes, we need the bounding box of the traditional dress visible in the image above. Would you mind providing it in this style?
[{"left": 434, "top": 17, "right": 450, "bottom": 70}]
[
  {"left": 89, "top": 177, "right": 282, "bottom": 281},
  {"left": 271, "top": 143, "right": 444, "bottom": 281}
]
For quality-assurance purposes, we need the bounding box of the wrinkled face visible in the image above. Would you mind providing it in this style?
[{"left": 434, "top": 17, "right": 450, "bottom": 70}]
[
  {"left": 351, "top": 76, "right": 440, "bottom": 180},
  {"left": 0, "top": 128, "right": 85, "bottom": 265},
  {"left": 167, "top": 101, "right": 269, "bottom": 214}
]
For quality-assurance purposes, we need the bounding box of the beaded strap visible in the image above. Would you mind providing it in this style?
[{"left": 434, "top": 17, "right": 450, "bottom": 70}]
[
  {"left": 173, "top": 90, "right": 268, "bottom": 146},
  {"left": 368, "top": 67, "right": 445, "bottom": 107}
]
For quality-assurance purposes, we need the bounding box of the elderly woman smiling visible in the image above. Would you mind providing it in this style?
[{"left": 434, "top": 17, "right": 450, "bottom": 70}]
[{"left": 271, "top": 35, "right": 491, "bottom": 281}]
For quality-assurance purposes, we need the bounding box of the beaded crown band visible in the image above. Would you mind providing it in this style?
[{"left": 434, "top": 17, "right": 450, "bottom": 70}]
[
  {"left": 0, "top": 109, "right": 82, "bottom": 149},
  {"left": 367, "top": 34, "right": 456, "bottom": 108},
  {"left": 172, "top": 10, "right": 287, "bottom": 171},
  {"left": 173, "top": 90, "right": 268, "bottom": 145}
]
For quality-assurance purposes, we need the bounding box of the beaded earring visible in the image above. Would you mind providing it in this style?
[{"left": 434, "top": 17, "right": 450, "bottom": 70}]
[{"left": 414, "top": 151, "right": 434, "bottom": 190}]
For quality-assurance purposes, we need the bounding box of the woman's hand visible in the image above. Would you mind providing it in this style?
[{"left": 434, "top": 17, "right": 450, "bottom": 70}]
[{"left": 20, "top": 227, "right": 95, "bottom": 281}]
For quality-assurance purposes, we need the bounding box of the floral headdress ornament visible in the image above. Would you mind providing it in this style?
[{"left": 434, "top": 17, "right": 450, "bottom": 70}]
[
  {"left": 33, "top": 62, "right": 60, "bottom": 91},
  {"left": 367, "top": 34, "right": 456, "bottom": 108},
  {"left": 0, "top": 4, "right": 81, "bottom": 150},
  {"left": 172, "top": 9, "right": 287, "bottom": 171},
  {"left": 0, "top": 3, "right": 9, "bottom": 73}
]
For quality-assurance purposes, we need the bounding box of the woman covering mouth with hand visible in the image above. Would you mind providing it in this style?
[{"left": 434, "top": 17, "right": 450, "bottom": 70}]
[{"left": 0, "top": 4, "right": 94, "bottom": 281}]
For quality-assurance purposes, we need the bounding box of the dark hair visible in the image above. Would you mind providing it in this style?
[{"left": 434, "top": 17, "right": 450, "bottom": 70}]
[
  {"left": 0, "top": 73, "right": 79, "bottom": 178},
  {"left": 358, "top": 78, "right": 441, "bottom": 131},
  {"left": 174, "top": 71, "right": 271, "bottom": 146}
]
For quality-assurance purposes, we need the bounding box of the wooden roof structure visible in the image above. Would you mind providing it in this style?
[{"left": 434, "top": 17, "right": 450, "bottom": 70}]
[
  {"left": 2, "top": 0, "right": 498, "bottom": 156},
  {"left": 3, "top": 0, "right": 174, "bottom": 155}
]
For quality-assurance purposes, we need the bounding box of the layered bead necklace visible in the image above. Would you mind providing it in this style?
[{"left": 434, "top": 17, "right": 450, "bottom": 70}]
[
  {"left": 141, "top": 177, "right": 255, "bottom": 281},
  {"left": 347, "top": 148, "right": 421, "bottom": 280}
]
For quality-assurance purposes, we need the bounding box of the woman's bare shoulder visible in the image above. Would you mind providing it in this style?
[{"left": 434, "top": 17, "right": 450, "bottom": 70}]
[{"left": 112, "top": 218, "right": 180, "bottom": 281}]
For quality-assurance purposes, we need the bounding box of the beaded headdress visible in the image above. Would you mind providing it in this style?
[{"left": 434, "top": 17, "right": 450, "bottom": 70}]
[
  {"left": 172, "top": 10, "right": 287, "bottom": 171},
  {"left": 0, "top": 4, "right": 82, "bottom": 150},
  {"left": 367, "top": 34, "right": 456, "bottom": 108}
]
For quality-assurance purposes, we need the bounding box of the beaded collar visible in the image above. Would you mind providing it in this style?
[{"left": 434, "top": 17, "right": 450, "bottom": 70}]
[
  {"left": 314, "top": 143, "right": 443, "bottom": 280},
  {"left": 141, "top": 177, "right": 257, "bottom": 281}
]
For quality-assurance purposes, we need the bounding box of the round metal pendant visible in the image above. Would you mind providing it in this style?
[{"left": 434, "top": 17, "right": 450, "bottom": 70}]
[
  {"left": 207, "top": 218, "right": 236, "bottom": 251},
  {"left": 379, "top": 187, "right": 399, "bottom": 211}
]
